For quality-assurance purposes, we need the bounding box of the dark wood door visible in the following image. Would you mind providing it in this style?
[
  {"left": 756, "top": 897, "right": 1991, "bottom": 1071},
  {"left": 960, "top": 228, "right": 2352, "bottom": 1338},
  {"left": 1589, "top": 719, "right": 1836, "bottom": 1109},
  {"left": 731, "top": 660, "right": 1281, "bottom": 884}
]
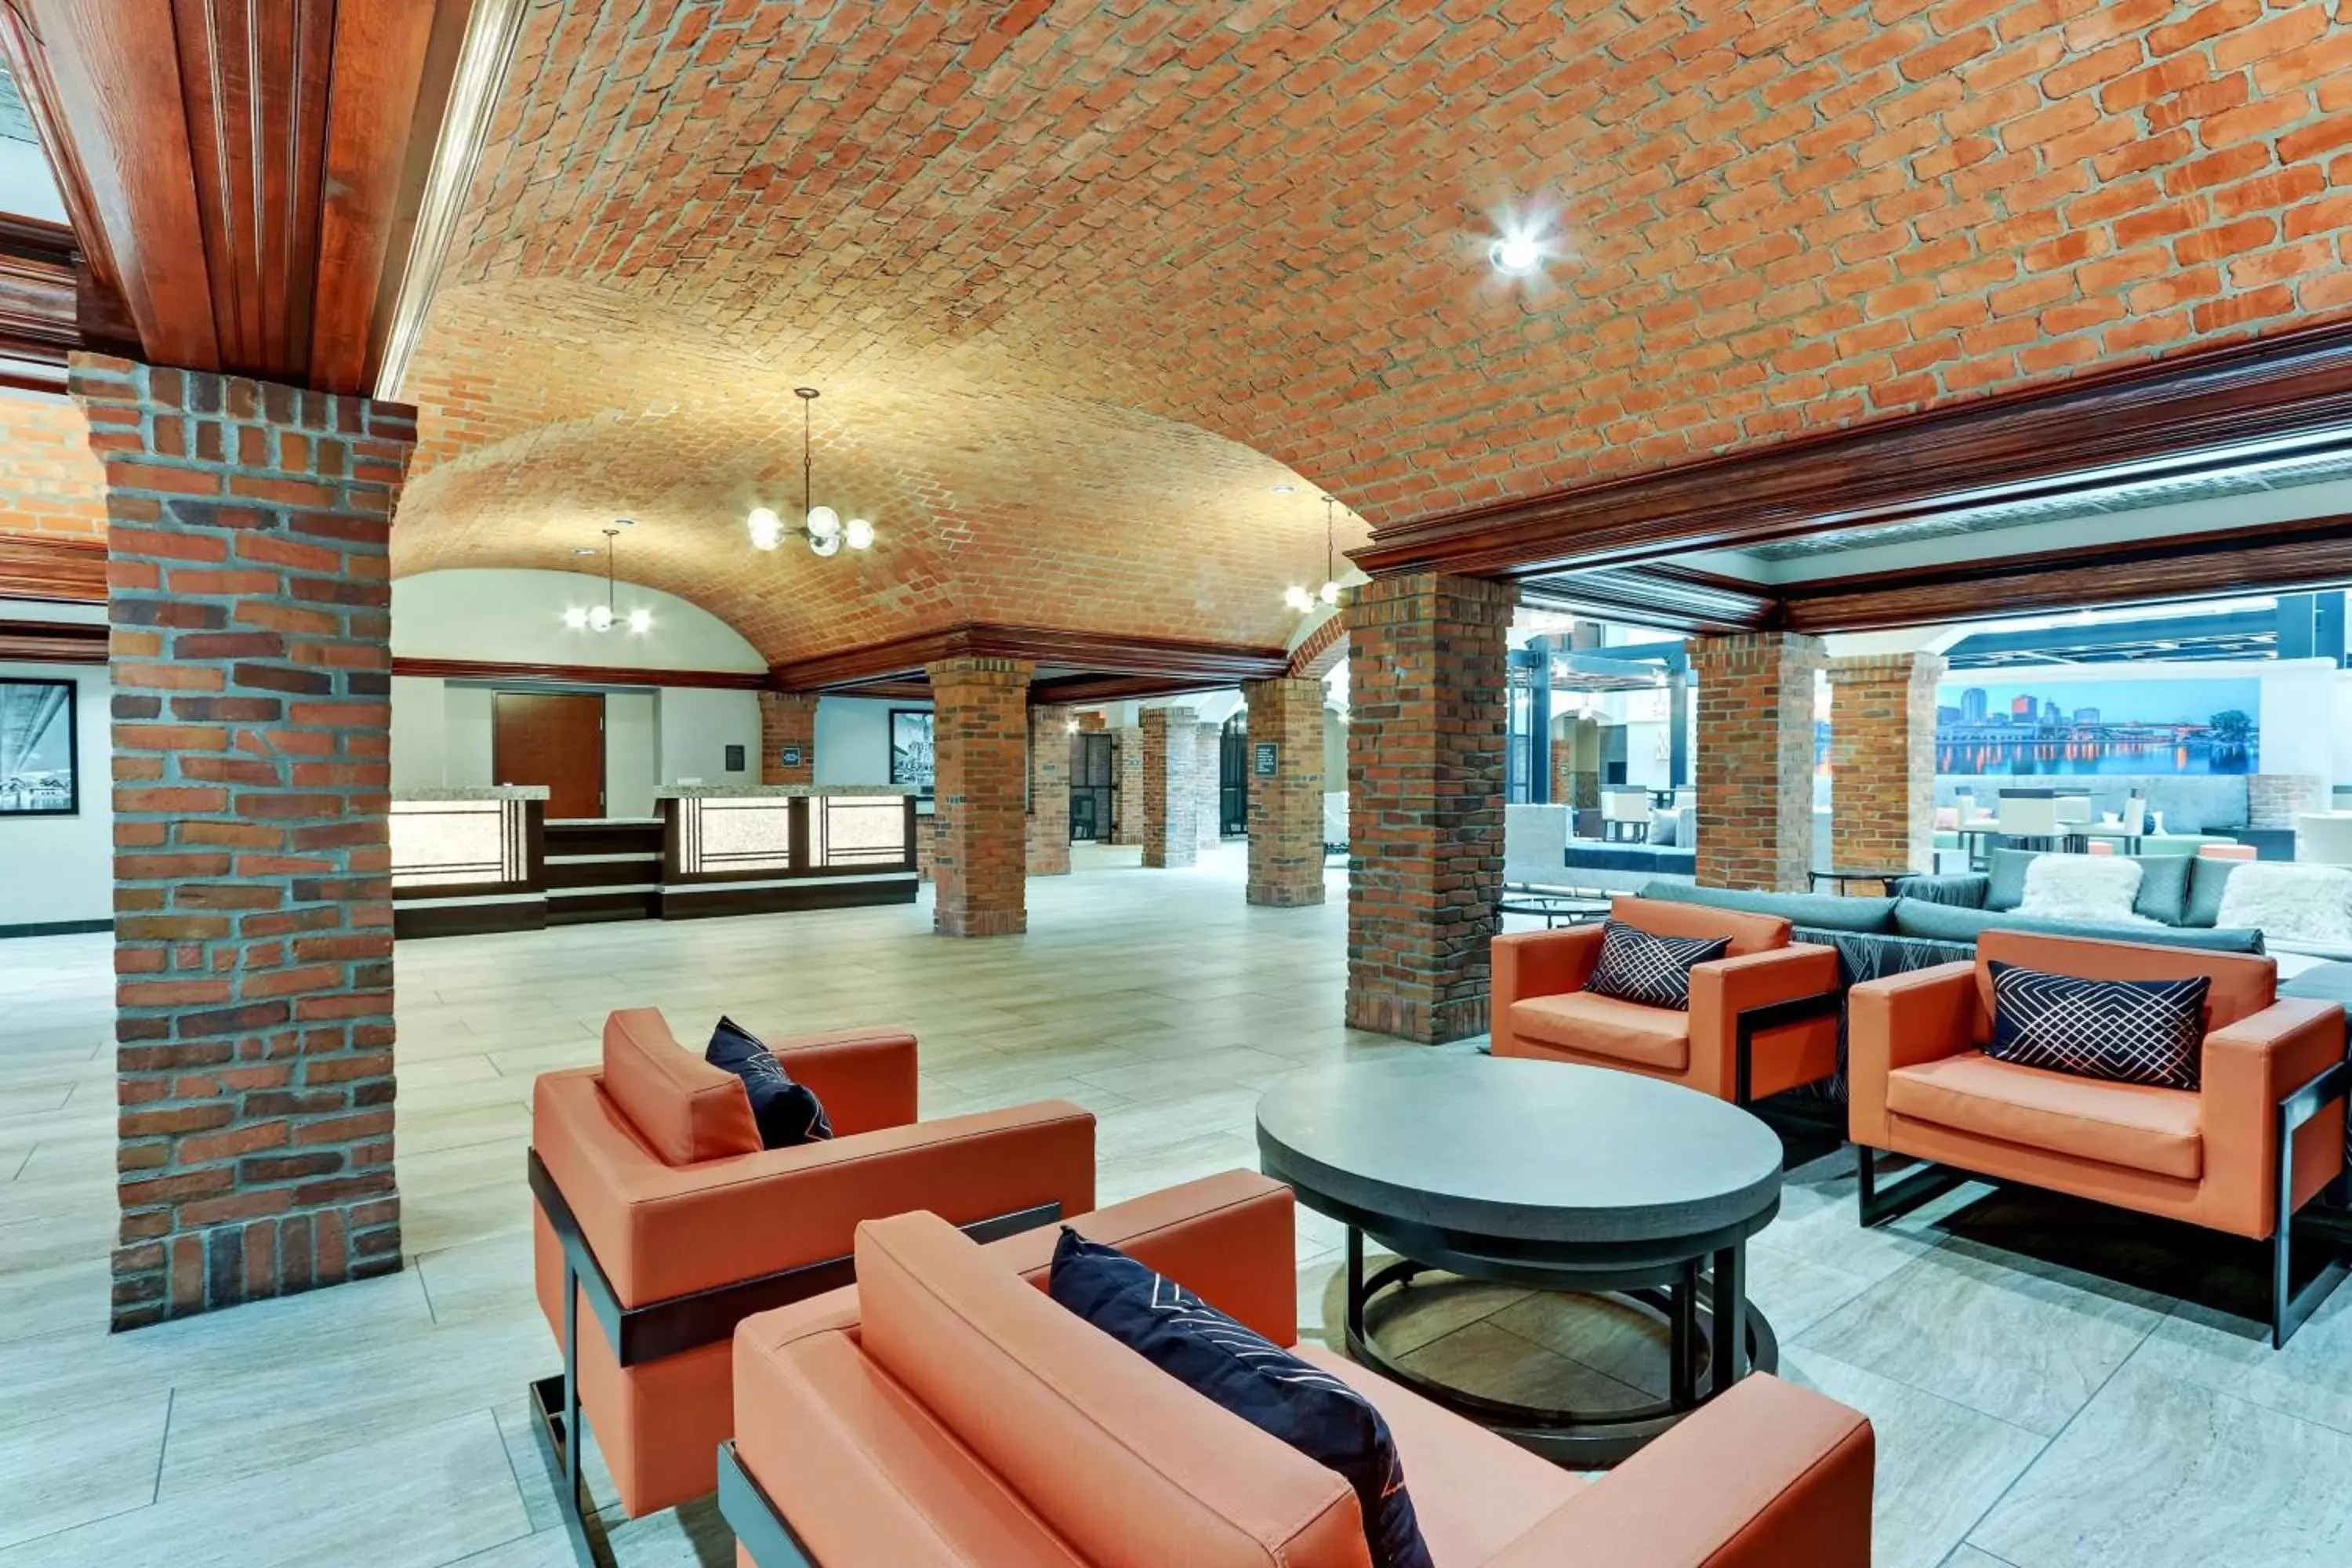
[{"left": 494, "top": 693, "right": 605, "bottom": 820}]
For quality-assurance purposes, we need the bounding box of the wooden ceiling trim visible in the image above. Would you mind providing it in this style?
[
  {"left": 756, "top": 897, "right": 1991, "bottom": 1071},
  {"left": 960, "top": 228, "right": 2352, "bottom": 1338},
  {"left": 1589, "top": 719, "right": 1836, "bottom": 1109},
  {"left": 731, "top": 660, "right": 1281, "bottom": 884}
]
[
  {"left": 1353, "top": 320, "right": 2352, "bottom": 582},
  {"left": 768, "top": 623, "right": 1289, "bottom": 693},
  {"left": 0, "top": 2, "right": 122, "bottom": 321},
  {"left": 0, "top": 615, "right": 103, "bottom": 662},
  {"left": 391, "top": 656, "right": 768, "bottom": 691},
  {"left": 0, "top": 536, "right": 104, "bottom": 601},
  {"left": 0, "top": 213, "right": 81, "bottom": 364},
  {"left": 1523, "top": 565, "right": 1773, "bottom": 635}
]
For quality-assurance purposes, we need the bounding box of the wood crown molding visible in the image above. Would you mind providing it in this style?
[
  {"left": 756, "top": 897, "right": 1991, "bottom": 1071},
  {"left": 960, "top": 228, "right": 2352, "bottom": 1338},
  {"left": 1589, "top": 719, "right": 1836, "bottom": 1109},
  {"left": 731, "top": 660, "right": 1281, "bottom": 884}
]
[
  {"left": 390, "top": 656, "right": 768, "bottom": 691},
  {"left": 18, "top": 0, "right": 483, "bottom": 394},
  {"left": 769, "top": 623, "right": 1289, "bottom": 693},
  {"left": 1354, "top": 319, "right": 2352, "bottom": 581},
  {"left": 0, "top": 535, "right": 103, "bottom": 601},
  {"left": 0, "top": 615, "right": 103, "bottom": 662}
]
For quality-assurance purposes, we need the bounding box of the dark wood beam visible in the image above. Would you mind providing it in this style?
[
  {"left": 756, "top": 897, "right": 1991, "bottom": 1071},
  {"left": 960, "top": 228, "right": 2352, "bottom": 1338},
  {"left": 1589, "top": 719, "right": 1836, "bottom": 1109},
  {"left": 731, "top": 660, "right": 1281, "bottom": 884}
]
[
  {"left": 0, "top": 535, "right": 103, "bottom": 601},
  {"left": 0, "top": 614, "right": 102, "bottom": 662},
  {"left": 769, "top": 623, "right": 1287, "bottom": 694},
  {"left": 1354, "top": 319, "right": 2352, "bottom": 580},
  {"left": 1778, "top": 512, "right": 2352, "bottom": 633},
  {"left": 13, "top": 0, "right": 514, "bottom": 397},
  {"left": 390, "top": 657, "right": 768, "bottom": 691}
]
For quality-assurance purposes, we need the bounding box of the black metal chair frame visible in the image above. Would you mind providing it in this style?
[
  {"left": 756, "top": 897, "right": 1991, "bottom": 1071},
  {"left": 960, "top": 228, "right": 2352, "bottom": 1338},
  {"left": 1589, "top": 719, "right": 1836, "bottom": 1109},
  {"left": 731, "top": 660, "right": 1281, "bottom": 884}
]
[
  {"left": 1856, "top": 1057, "right": 2352, "bottom": 1347},
  {"left": 524, "top": 1149, "right": 1060, "bottom": 1568}
]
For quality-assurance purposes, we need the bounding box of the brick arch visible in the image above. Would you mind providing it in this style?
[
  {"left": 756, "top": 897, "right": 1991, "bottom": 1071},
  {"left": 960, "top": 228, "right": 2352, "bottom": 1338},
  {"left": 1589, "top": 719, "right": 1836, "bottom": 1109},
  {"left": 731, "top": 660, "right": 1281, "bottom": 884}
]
[
  {"left": 1287, "top": 615, "right": 1346, "bottom": 681},
  {"left": 390, "top": 2, "right": 2352, "bottom": 652}
]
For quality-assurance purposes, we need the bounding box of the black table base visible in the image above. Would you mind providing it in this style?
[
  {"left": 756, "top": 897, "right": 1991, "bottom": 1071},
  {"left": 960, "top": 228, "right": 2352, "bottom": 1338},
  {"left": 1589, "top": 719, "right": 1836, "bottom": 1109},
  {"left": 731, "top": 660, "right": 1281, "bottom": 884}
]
[{"left": 1338, "top": 1221, "right": 1777, "bottom": 1468}]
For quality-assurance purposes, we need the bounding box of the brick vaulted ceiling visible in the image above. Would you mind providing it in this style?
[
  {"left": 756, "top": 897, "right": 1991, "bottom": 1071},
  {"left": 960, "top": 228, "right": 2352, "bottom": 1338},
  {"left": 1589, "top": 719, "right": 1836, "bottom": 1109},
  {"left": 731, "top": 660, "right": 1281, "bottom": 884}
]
[{"left": 384, "top": 0, "right": 2352, "bottom": 662}]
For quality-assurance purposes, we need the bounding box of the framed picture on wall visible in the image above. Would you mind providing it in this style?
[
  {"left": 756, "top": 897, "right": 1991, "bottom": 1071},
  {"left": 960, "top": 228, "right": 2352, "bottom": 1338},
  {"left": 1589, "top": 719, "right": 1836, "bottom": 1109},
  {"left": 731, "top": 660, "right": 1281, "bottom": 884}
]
[
  {"left": 890, "top": 709, "right": 935, "bottom": 797},
  {"left": 0, "top": 677, "right": 78, "bottom": 817}
]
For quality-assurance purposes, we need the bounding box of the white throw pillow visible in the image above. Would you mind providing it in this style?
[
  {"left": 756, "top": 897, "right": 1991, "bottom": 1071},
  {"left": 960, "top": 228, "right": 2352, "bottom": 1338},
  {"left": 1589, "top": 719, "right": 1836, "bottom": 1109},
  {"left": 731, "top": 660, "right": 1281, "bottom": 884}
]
[
  {"left": 2015, "top": 853, "right": 2151, "bottom": 926},
  {"left": 2216, "top": 862, "right": 2352, "bottom": 947}
]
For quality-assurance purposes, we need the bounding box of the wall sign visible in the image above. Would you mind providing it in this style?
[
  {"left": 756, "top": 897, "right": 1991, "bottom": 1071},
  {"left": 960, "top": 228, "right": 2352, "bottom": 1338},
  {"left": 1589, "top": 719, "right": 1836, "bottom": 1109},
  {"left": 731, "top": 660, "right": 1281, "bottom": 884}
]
[
  {"left": 779, "top": 746, "right": 804, "bottom": 768},
  {"left": 1252, "top": 742, "right": 1279, "bottom": 778}
]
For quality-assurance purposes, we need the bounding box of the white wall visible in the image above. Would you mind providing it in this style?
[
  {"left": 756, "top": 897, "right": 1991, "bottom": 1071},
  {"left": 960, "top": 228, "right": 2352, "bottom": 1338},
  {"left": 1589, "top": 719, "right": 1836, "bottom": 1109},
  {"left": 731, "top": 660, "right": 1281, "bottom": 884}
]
[
  {"left": 389, "top": 676, "right": 446, "bottom": 791},
  {"left": 817, "top": 695, "right": 928, "bottom": 786},
  {"left": 606, "top": 692, "right": 657, "bottom": 817},
  {"left": 0, "top": 659, "right": 112, "bottom": 930},
  {"left": 2259, "top": 659, "right": 2336, "bottom": 786},
  {"left": 391, "top": 569, "right": 766, "bottom": 671},
  {"left": 659, "top": 688, "right": 760, "bottom": 787}
]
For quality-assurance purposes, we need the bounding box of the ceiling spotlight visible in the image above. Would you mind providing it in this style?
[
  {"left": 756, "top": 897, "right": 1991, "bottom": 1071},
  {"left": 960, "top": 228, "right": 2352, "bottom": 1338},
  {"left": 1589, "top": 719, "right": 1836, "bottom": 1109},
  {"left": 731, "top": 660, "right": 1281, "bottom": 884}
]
[
  {"left": 845, "top": 517, "right": 874, "bottom": 550},
  {"left": 1490, "top": 229, "right": 1544, "bottom": 276},
  {"left": 748, "top": 506, "right": 783, "bottom": 551},
  {"left": 572, "top": 546, "right": 599, "bottom": 557},
  {"left": 612, "top": 516, "right": 635, "bottom": 528}
]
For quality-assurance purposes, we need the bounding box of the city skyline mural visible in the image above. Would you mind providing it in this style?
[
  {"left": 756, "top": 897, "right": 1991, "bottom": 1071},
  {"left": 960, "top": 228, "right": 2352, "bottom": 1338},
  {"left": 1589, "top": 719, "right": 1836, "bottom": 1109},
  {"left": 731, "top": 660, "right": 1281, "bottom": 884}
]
[{"left": 1933, "top": 676, "right": 2259, "bottom": 776}]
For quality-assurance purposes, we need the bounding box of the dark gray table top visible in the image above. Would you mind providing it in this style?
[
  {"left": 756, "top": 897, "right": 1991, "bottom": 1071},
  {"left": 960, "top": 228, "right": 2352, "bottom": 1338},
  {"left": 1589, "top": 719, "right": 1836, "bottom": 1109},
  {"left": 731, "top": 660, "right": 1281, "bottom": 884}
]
[{"left": 1255, "top": 1054, "right": 1782, "bottom": 1246}]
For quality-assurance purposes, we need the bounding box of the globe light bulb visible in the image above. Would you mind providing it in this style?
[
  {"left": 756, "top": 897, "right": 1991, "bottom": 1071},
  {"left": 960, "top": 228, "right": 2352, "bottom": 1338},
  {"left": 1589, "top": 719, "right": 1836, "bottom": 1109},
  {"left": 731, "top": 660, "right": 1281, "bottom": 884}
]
[
  {"left": 806, "top": 505, "right": 840, "bottom": 542},
  {"left": 809, "top": 529, "right": 840, "bottom": 557},
  {"left": 845, "top": 517, "right": 874, "bottom": 550},
  {"left": 1319, "top": 579, "right": 1340, "bottom": 605},
  {"left": 748, "top": 506, "right": 782, "bottom": 550},
  {"left": 1490, "top": 230, "right": 1543, "bottom": 275},
  {"left": 563, "top": 607, "right": 588, "bottom": 630},
  {"left": 586, "top": 604, "right": 615, "bottom": 633},
  {"left": 1284, "top": 585, "right": 1313, "bottom": 612},
  {"left": 626, "top": 608, "right": 653, "bottom": 635}
]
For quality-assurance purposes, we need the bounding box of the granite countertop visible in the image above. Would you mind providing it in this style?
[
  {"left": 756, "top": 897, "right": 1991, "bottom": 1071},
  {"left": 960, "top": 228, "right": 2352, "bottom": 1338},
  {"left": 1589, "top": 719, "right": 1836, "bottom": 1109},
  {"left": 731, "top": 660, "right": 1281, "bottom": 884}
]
[
  {"left": 652, "top": 784, "right": 919, "bottom": 799},
  {"left": 396, "top": 786, "right": 551, "bottom": 801}
]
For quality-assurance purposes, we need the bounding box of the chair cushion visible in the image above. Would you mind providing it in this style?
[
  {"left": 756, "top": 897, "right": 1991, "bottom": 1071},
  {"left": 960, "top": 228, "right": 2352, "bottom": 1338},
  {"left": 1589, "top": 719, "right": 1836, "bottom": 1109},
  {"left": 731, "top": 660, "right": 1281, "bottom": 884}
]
[
  {"left": 2130, "top": 853, "right": 2192, "bottom": 925},
  {"left": 1294, "top": 1345, "right": 1579, "bottom": 1567},
  {"left": 1585, "top": 920, "right": 1729, "bottom": 1011},
  {"left": 1049, "top": 1231, "right": 1432, "bottom": 1568},
  {"left": 1986, "top": 846, "right": 2037, "bottom": 911},
  {"left": 600, "top": 1008, "right": 761, "bottom": 1166},
  {"left": 1984, "top": 962, "right": 2208, "bottom": 1091},
  {"left": 1508, "top": 993, "right": 1691, "bottom": 1073},
  {"left": 1611, "top": 895, "right": 1790, "bottom": 956},
  {"left": 1640, "top": 880, "right": 1898, "bottom": 934},
  {"left": 2184, "top": 853, "right": 2240, "bottom": 927},
  {"left": 706, "top": 1016, "right": 833, "bottom": 1149},
  {"left": 1886, "top": 1051, "right": 2203, "bottom": 1181}
]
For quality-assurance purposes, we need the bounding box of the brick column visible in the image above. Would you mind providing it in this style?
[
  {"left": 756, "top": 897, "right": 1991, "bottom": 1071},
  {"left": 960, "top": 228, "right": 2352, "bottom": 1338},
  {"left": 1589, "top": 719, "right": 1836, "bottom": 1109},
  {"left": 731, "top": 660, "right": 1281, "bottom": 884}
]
[
  {"left": 1827, "top": 653, "right": 1944, "bottom": 877},
  {"left": 1113, "top": 724, "right": 1142, "bottom": 844},
  {"left": 1194, "top": 722, "right": 1223, "bottom": 851},
  {"left": 1689, "top": 632, "right": 1825, "bottom": 892},
  {"left": 1138, "top": 706, "right": 1199, "bottom": 868},
  {"left": 74, "top": 354, "right": 414, "bottom": 1330},
  {"left": 2249, "top": 773, "right": 2321, "bottom": 829},
  {"left": 1345, "top": 574, "right": 1514, "bottom": 1043},
  {"left": 1027, "top": 702, "right": 1073, "bottom": 876},
  {"left": 927, "top": 657, "right": 1032, "bottom": 936},
  {"left": 1243, "top": 676, "right": 1326, "bottom": 907},
  {"left": 757, "top": 692, "right": 817, "bottom": 785}
]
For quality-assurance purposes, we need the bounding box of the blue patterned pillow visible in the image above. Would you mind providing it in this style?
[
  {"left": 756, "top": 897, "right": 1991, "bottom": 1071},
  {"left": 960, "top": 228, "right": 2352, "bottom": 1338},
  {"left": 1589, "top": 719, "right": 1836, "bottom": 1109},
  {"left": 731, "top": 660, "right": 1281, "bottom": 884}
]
[
  {"left": 1047, "top": 1230, "right": 1433, "bottom": 1568},
  {"left": 1585, "top": 919, "right": 1730, "bottom": 1011},
  {"left": 705, "top": 1017, "right": 833, "bottom": 1148},
  {"left": 1985, "top": 963, "right": 2209, "bottom": 1091}
]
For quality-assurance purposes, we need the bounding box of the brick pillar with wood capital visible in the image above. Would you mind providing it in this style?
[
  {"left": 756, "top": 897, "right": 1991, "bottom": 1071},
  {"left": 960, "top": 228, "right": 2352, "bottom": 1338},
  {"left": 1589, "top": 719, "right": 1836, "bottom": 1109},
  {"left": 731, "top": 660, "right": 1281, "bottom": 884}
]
[
  {"left": 757, "top": 692, "right": 817, "bottom": 785},
  {"left": 1194, "top": 721, "right": 1223, "bottom": 853},
  {"left": 1345, "top": 573, "right": 1515, "bottom": 1043},
  {"left": 1689, "top": 631, "right": 1827, "bottom": 892},
  {"left": 1243, "top": 676, "right": 1327, "bottom": 908},
  {"left": 1138, "top": 706, "right": 1200, "bottom": 868},
  {"left": 1027, "top": 702, "right": 1073, "bottom": 877},
  {"left": 1827, "top": 652, "right": 1945, "bottom": 878},
  {"left": 927, "top": 656, "right": 1033, "bottom": 936},
  {"left": 74, "top": 353, "right": 415, "bottom": 1330}
]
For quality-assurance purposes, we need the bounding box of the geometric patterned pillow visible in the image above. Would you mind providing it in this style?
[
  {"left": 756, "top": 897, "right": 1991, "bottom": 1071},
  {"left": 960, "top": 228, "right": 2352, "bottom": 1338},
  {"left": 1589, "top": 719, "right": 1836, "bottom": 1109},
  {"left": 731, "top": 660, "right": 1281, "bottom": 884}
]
[
  {"left": 1984, "top": 962, "right": 2210, "bottom": 1091},
  {"left": 1584, "top": 919, "right": 1732, "bottom": 1011}
]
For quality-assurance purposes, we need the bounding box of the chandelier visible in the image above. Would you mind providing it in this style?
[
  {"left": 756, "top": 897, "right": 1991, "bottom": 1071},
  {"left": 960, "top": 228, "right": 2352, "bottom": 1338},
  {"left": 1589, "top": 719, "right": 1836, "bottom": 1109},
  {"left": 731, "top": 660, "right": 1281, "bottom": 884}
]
[
  {"left": 1285, "top": 495, "right": 1341, "bottom": 613},
  {"left": 564, "top": 522, "right": 652, "bottom": 635},
  {"left": 749, "top": 387, "right": 877, "bottom": 556}
]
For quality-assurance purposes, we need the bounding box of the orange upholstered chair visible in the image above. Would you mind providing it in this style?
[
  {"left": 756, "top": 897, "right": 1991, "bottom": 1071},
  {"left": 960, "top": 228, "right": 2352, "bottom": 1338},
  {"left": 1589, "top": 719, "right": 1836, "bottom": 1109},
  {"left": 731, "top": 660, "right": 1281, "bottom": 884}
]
[
  {"left": 2199, "top": 842, "right": 2258, "bottom": 861},
  {"left": 1848, "top": 931, "right": 2350, "bottom": 1345},
  {"left": 719, "top": 1171, "right": 1875, "bottom": 1568},
  {"left": 1492, "top": 895, "right": 1842, "bottom": 1104},
  {"left": 528, "top": 1007, "right": 1095, "bottom": 1552}
]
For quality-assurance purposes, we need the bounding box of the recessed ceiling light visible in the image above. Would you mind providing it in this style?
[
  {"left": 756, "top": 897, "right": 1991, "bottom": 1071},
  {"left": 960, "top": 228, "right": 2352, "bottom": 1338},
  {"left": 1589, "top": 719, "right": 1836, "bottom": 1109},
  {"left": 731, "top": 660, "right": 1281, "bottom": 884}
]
[
  {"left": 612, "top": 517, "right": 636, "bottom": 527},
  {"left": 1490, "top": 230, "right": 1544, "bottom": 276},
  {"left": 572, "top": 547, "right": 598, "bottom": 556},
  {"left": 1271, "top": 483, "right": 1296, "bottom": 493}
]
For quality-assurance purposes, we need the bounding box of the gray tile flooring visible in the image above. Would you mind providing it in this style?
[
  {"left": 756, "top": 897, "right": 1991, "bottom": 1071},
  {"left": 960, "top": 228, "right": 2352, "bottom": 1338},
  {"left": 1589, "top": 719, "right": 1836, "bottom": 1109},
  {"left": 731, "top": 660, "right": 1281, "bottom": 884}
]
[{"left": 0, "top": 843, "right": 2347, "bottom": 1566}]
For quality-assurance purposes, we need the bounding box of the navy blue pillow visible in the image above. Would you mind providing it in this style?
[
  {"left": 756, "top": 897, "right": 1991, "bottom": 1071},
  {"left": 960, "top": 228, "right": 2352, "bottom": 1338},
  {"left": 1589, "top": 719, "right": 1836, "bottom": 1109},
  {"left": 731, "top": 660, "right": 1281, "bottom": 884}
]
[
  {"left": 1986, "top": 962, "right": 2209, "bottom": 1091},
  {"left": 1047, "top": 1229, "right": 1432, "bottom": 1568},
  {"left": 705, "top": 1017, "right": 832, "bottom": 1149}
]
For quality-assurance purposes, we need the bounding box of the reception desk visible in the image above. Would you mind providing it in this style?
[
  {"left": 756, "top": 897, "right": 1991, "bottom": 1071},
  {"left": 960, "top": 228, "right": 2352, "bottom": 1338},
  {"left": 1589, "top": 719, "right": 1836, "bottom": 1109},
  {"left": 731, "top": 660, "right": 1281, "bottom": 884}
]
[{"left": 390, "top": 785, "right": 920, "bottom": 937}]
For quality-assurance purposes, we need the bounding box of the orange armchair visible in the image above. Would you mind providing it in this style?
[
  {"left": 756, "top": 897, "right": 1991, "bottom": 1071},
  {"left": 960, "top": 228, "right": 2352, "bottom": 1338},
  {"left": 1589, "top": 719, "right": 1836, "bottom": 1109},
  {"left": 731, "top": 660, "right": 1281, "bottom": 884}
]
[
  {"left": 1847, "top": 931, "right": 2350, "bottom": 1345},
  {"left": 720, "top": 1171, "right": 1875, "bottom": 1568},
  {"left": 1493, "top": 895, "right": 1842, "bottom": 1105},
  {"left": 528, "top": 1007, "right": 1095, "bottom": 1559}
]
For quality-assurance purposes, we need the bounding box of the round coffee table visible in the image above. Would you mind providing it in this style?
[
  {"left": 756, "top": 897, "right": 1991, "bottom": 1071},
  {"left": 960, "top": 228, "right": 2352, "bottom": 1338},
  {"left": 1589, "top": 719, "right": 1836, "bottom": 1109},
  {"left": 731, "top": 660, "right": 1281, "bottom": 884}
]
[{"left": 1256, "top": 1054, "right": 1782, "bottom": 1466}]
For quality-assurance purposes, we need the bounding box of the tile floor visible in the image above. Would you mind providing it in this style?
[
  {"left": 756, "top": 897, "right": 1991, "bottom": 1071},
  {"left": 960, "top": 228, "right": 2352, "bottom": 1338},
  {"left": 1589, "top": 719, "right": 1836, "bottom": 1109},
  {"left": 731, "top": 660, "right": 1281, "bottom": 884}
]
[{"left": 1, "top": 844, "right": 2348, "bottom": 1566}]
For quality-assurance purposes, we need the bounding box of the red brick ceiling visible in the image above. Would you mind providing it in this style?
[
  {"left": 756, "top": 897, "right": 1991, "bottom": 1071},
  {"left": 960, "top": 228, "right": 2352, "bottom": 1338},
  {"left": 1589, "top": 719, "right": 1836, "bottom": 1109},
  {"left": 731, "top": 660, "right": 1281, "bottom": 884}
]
[{"left": 392, "top": 0, "right": 2352, "bottom": 662}]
